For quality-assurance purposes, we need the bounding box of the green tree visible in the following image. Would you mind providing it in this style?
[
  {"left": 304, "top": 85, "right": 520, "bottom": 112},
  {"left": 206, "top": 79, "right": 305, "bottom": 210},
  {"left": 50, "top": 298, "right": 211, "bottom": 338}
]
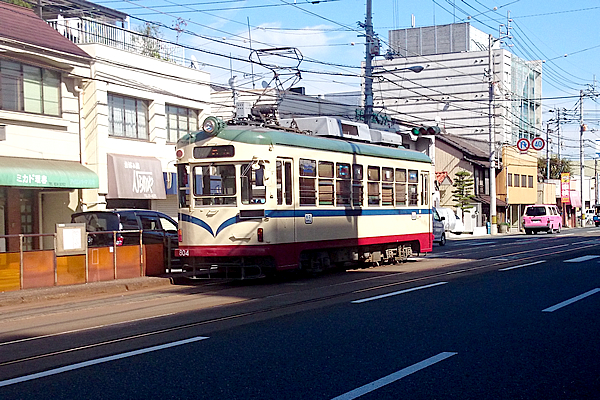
[
  {"left": 3, "top": 0, "right": 32, "bottom": 8},
  {"left": 136, "top": 23, "right": 163, "bottom": 59},
  {"left": 452, "top": 170, "right": 476, "bottom": 217},
  {"left": 538, "top": 156, "right": 572, "bottom": 180}
]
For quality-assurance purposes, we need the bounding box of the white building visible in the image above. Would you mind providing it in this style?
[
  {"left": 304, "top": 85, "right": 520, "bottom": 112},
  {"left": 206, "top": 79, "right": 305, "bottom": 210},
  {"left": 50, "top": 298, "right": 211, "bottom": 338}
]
[
  {"left": 45, "top": 2, "right": 211, "bottom": 217},
  {"left": 373, "top": 22, "right": 543, "bottom": 146}
]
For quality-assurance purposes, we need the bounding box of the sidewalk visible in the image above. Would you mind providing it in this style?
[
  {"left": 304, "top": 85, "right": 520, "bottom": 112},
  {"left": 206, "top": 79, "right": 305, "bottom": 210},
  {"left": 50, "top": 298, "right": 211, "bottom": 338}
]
[{"left": 0, "top": 276, "right": 175, "bottom": 308}]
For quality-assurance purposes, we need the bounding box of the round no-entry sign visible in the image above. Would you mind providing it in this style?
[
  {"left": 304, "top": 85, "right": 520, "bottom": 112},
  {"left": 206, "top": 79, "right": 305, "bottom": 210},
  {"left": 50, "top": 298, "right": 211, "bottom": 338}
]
[
  {"left": 517, "top": 138, "right": 530, "bottom": 152},
  {"left": 531, "top": 137, "right": 545, "bottom": 151}
]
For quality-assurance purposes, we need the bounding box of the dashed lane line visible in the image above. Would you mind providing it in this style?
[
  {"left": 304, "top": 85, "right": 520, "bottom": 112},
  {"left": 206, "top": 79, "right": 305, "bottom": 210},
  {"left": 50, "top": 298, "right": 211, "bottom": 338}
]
[
  {"left": 542, "top": 288, "right": 600, "bottom": 312},
  {"left": 351, "top": 282, "right": 448, "bottom": 304},
  {"left": 499, "top": 260, "right": 546, "bottom": 271},
  {"left": 564, "top": 255, "right": 600, "bottom": 263},
  {"left": 0, "top": 336, "right": 209, "bottom": 388},
  {"left": 330, "top": 352, "right": 458, "bottom": 400}
]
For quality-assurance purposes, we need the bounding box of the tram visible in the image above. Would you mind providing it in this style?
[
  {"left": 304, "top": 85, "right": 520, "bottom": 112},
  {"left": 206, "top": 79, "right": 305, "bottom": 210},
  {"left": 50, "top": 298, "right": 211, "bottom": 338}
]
[{"left": 175, "top": 116, "right": 435, "bottom": 278}]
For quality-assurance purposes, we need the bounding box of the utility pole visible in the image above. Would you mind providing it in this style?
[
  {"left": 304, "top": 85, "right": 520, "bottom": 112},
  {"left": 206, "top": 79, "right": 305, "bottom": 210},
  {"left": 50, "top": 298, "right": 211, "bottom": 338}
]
[
  {"left": 363, "top": 0, "right": 374, "bottom": 127},
  {"left": 488, "top": 34, "right": 497, "bottom": 234},
  {"left": 580, "top": 90, "right": 585, "bottom": 226},
  {"left": 546, "top": 121, "right": 551, "bottom": 180}
]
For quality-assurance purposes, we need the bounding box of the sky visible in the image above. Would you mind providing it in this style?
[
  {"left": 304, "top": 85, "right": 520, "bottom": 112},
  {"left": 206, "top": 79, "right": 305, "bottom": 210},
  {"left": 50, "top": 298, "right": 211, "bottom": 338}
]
[{"left": 95, "top": 0, "right": 600, "bottom": 159}]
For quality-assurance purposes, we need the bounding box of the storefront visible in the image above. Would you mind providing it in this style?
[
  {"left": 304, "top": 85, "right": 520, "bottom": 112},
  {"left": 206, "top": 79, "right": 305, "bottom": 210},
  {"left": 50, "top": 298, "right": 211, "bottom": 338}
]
[
  {"left": 106, "top": 154, "right": 166, "bottom": 209},
  {"left": 0, "top": 156, "right": 98, "bottom": 252}
]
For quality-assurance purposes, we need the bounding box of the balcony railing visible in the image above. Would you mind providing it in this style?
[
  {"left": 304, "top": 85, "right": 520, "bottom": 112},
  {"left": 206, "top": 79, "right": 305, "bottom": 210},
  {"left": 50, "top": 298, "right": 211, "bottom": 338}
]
[{"left": 47, "top": 17, "right": 186, "bottom": 66}]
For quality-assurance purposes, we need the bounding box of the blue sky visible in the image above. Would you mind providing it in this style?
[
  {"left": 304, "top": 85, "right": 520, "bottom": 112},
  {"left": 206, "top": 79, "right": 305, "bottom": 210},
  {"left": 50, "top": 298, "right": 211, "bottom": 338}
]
[{"left": 97, "top": 0, "right": 600, "bottom": 158}]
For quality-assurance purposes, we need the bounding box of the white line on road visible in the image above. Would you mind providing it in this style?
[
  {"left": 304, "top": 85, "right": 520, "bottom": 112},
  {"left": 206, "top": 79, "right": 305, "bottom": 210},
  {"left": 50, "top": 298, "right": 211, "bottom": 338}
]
[
  {"left": 330, "top": 352, "right": 457, "bottom": 400},
  {"left": 0, "top": 336, "right": 209, "bottom": 387},
  {"left": 542, "top": 288, "right": 600, "bottom": 312},
  {"left": 469, "top": 241, "right": 495, "bottom": 246},
  {"left": 351, "top": 282, "right": 448, "bottom": 304},
  {"left": 564, "top": 255, "right": 600, "bottom": 263},
  {"left": 499, "top": 260, "right": 546, "bottom": 271}
]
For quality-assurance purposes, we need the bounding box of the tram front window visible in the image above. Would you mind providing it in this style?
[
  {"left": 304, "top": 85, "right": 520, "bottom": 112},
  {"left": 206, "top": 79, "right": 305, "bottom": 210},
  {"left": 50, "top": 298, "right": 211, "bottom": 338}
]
[{"left": 193, "top": 165, "right": 236, "bottom": 205}]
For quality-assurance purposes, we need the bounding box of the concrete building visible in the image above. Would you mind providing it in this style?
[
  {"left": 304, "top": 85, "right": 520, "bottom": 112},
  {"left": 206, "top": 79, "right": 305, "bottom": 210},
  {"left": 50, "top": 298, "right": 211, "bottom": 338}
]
[
  {"left": 44, "top": 1, "right": 211, "bottom": 217},
  {"left": 0, "top": 2, "right": 96, "bottom": 251},
  {"left": 375, "top": 22, "right": 543, "bottom": 145}
]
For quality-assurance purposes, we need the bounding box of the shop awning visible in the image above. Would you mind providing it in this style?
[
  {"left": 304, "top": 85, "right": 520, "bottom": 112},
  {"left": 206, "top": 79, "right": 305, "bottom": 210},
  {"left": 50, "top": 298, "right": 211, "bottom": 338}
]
[
  {"left": 474, "top": 194, "right": 508, "bottom": 208},
  {"left": 0, "top": 156, "right": 98, "bottom": 188},
  {"left": 107, "top": 154, "right": 166, "bottom": 199}
]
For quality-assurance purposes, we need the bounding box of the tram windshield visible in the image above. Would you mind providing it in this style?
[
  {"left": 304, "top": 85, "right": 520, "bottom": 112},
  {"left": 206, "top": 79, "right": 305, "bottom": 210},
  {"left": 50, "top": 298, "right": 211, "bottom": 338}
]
[{"left": 193, "top": 165, "right": 236, "bottom": 205}]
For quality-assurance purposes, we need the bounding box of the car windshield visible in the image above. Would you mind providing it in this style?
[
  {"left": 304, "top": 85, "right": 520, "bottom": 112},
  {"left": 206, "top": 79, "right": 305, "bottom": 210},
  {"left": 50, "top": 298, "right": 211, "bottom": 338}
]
[{"left": 525, "top": 206, "right": 546, "bottom": 217}]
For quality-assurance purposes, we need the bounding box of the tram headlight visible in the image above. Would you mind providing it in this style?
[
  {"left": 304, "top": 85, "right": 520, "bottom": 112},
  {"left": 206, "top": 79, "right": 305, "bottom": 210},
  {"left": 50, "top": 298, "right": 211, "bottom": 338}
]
[{"left": 202, "top": 116, "right": 225, "bottom": 136}]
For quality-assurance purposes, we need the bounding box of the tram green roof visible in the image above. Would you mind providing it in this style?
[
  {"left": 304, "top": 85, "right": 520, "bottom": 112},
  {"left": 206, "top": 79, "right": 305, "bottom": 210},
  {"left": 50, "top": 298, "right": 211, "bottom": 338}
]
[{"left": 181, "top": 125, "right": 432, "bottom": 164}]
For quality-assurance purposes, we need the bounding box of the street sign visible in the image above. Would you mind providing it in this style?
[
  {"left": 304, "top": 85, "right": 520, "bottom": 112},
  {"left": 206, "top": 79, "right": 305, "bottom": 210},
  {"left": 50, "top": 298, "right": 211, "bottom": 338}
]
[
  {"left": 517, "top": 138, "right": 530, "bottom": 152},
  {"left": 531, "top": 137, "right": 545, "bottom": 151}
]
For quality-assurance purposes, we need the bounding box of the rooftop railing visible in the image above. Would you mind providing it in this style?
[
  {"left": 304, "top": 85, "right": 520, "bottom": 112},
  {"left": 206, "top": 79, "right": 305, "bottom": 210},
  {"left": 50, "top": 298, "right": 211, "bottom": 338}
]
[{"left": 47, "top": 17, "right": 186, "bottom": 66}]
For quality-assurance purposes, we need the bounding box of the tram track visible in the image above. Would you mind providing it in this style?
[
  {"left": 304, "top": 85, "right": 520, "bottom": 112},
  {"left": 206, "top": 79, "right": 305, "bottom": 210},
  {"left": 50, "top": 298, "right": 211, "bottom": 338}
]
[{"left": 1, "top": 234, "right": 599, "bottom": 374}]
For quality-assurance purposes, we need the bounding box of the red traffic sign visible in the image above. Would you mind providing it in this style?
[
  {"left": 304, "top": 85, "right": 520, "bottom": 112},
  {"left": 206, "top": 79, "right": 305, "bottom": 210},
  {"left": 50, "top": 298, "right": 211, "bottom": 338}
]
[
  {"left": 517, "top": 138, "right": 530, "bottom": 152},
  {"left": 531, "top": 137, "right": 545, "bottom": 151}
]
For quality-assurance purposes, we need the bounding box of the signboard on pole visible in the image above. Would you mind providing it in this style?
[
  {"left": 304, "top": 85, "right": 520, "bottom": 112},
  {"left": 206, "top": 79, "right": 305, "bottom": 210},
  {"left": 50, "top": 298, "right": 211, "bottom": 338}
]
[
  {"left": 561, "top": 173, "right": 571, "bottom": 204},
  {"left": 517, "top": 138, "right": 530, "bottom": 152},
  {"left": 531, "top": 137, "right": 545, "bottom": 151}
]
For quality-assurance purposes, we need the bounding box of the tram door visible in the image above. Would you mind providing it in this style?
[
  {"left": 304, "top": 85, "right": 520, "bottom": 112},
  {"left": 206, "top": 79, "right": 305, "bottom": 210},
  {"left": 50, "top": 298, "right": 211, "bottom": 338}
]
[{"left": 276, "top": 158, "right": 295, "bottom": 246}]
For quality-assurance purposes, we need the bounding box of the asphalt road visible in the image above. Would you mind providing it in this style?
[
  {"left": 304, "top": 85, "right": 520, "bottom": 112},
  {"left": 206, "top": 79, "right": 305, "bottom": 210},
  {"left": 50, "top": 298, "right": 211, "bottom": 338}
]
[{"left": 0, "top": 228, "right": 599, "bottom": 399}]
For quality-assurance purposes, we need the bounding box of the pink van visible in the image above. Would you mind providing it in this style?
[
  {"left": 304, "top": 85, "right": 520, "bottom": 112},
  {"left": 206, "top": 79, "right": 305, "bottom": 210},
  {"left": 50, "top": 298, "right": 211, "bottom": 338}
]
[{"left": 522, "top": 204, "right": 562, "bottom": 234}]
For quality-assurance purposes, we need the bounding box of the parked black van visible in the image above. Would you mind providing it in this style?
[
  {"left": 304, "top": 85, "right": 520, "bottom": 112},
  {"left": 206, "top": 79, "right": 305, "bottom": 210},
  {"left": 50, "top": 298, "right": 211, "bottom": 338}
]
[{"left": 71, "top": 209, "right": 179, "bottom": 265}]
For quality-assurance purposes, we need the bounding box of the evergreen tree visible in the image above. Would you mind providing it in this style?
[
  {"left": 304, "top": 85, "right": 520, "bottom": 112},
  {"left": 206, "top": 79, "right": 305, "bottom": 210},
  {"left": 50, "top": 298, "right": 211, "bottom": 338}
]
[
  {"left": 452, "top": 170, "right": 476, "bottom": 218},
  {"left": 537, "top": 156, "right": 572, "bottom": 180}
]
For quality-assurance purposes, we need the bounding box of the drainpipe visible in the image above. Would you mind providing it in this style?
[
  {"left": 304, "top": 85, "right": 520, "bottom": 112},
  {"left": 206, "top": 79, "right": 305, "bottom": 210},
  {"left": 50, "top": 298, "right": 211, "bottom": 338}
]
[{"left": 74, "top": 84, "right": 84, "bottom": 212}]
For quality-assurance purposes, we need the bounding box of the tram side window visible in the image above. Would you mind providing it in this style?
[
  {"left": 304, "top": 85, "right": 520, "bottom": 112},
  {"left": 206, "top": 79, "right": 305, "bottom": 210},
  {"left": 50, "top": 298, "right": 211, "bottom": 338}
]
[
  {"left": 241, "top": 163, "right": 266, "bottom": 205},
  {"left": 395, "top": 168, "right": 407, "bottom": 206},
  {"left": 177, "top": 163, "right": 190, "bottom": 208},
  {"left": 367, "top": 166, "right": 380, "bottom": 206},
  {"left": 382, "top": 167, "right": 394, "bottom": 206},
  {"left": 277, "top": 161, "right": 294, "bottom": 206},
  {"left": 193, "top": 165, "right": 236, "bottom": 205},
  {"left": 318, "top": 161, "right": 334, "bottom": 205},
  {"left": 336, "top": 163, "right": 351, "bottom": 206},
  {"left": 420, "top": 171, "right": 429, "bottom": 206},
  {"left": 408, "top": 169, "right": 418, "bottom": 206},
  {"left": 352, "top": 164, "right": 363, "bottom": 206},
  {"left": 299, "top": 158, "right": 316, "bottom": 206}
]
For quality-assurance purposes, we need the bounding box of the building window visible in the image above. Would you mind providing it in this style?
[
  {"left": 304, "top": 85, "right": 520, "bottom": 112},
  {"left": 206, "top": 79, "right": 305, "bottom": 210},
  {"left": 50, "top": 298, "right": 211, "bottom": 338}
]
[
  {"left": 528, "top": 175, "right": 533, "bottom": 188},
  {"left": 108, "top": 94, "right": 148, "bottom": 139},
  {"left": 514, "top": 174, "right": 520, "bottom": 187},
  {"left": 507, "top": 173, "right": 512, "bottom": 187},
  {"left": 521, "top": 174, "right": 527, "bottom": 188},
  {"left": 166, "top": 104, "right": 199, "bottom": 143},
  {"left": 0, "top": 60, "right": 61, "bottom": 116}
]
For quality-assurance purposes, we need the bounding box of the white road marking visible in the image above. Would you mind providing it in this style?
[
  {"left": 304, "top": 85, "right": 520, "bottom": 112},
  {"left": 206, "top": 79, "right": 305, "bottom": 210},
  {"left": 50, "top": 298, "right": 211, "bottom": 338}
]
[
  {"left": 499, "top": 260, "right": 546, "bottom": 271},
  {"left": 330, "top": 352, "right": 457, "bottom": 400},
  {"left": 542, "top": 288, "right": 600, "bottom": 312},
  {"left": 0, "top": 336, "right": 209, "bottom": 387},
  {"left": 469, "top": 241, "right": 495, "bottom": 246},
  {"left": 564, "top": 255, "right": 600, "bottom": 263},
  {"left": 351, "top": 282, "right": 448, "bottom": 304}
]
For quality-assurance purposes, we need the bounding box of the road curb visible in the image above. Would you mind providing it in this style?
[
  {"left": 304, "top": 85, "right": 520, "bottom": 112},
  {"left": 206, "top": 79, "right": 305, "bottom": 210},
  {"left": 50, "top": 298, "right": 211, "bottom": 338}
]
[{"left": 0, "top": 276, "right": 174, "bottom": 308}]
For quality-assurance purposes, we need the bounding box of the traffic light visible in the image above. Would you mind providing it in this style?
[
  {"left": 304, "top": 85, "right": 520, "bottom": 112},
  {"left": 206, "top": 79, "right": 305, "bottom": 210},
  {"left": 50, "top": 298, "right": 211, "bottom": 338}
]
[{"left": 411, "top": 126, "right": 441, "bottom": 135}]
